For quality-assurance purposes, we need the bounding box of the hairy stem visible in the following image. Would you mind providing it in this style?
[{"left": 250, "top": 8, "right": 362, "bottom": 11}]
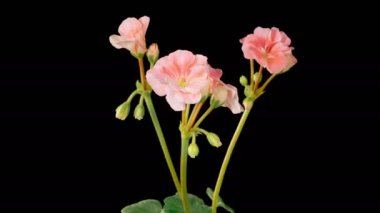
[
  {"left": 143, "top": 93, "right": 181, "bottom": 195},
  {"left": 180, "top": 133, "right": 191, "bottom": 213},
  {"left": 211, "top": 102, "right": 254, "bottom": 213}
]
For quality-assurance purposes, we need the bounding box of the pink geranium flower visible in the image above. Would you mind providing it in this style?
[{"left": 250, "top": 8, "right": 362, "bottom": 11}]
[
  {"left": 109, "top": 16, "right": 150, "bottom": 57},
  {"left": 146, "top": 50, "right": 210, "bottom": 111},
  {"left": 240, "top": 27, "right": 297, "bottom": 74},
  {"left": 208, "top": 67, "right": 244, "bottom": 114}
]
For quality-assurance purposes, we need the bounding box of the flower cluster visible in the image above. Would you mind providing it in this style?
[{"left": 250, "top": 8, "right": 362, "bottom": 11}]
[
  {"left": 110, "top": 15, "right": 296, "bottom": 213},
  {"left": 146, "top": 50, "right": 243, "bottom": 113}
]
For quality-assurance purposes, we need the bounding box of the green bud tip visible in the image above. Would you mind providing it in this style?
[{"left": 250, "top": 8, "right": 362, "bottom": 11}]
[
  {"left": 133, "top": 104, "right": 145, "bottom": 120},
  {"left": 253, "top": 72, "right": 262, "bottom": 84},
  {"left": 240, "top": 75, "right": 248, "bottom": 86},
  {"left": 115, "top": 101, "right": 130, "bottom": 120},
  {"left": 206, "top": 132, "right": 222, "bottom": 148},
  {"left": 188, "top": 142, "right": 199, "bottom": 158}
]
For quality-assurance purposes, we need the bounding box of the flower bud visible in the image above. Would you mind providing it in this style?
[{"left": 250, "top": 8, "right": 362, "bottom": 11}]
[
  {"left": 210, "top": 86, "right": 228, "bottom": 108},
  {"left": 239, "top": 75, "right": 248, "bottom": 86},
  {"left": 133, "top": 103, "right": 145, "bottom": 120},
  {"left": 206, "top": 132, "right": 222, "bottom": 148},
  {"left": 115, "top": 101, "right": 130, "bottom": 120},
  {"left": 188, "top": 142, "right": 199, "bottom": 158},
  {"left": 253, "top": 72, "right": 262, "bottom": 84},
  {"left": 147, "top": 43, "right": 159, "bottom": 65},
  {"left": 244, "top": 86, "right": 254, "bottom": 98}
]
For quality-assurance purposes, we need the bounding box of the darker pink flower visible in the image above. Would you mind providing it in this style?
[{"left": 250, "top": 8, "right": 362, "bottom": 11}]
[
  {"left": 109, "top": 16, "right": 150, "bottom": 57},
  {"left": 240, "top": 27, "right": 297, "bottom": 74},
  {"left": 146, "top": 50, "right": 210, "bottom": 111},
  {"left": 208, "top": 67, "right": 244, "bottom": 114}
]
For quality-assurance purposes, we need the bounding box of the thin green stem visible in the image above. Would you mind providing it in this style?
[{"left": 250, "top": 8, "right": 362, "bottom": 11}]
[
  {"left": 138, "top": 94, "right": 144, "bottom": 105},
  {"left": 250, "top": 59, "right": 255, "bottom": 90},
  {"left": 253, "top": 65, "right": 263, "bottom": 94},
  {"left": 185, "top": 104, "right": 190, "bottom": 125},
  {"left": 137, "top": 57, "right": 180, "bottom": 194},
  {"left": 211, "top": 102, "right": 254, "bottom": 213},
  {"left": 186, "top": 101, "right": 205, "bottom": 130},
  {"left": 260, "top": 73, "right": 278, "bottom": 93},
  {"left": 192, "top": 105, "right": 214, "bottom": 130},
  {"left": 143, "top": 93, "right": 181, "bottom": 195},
  {"left": 126, "top": 90, "right": 139, "bottom": 103},
  {"left": 138, "top": 58, "right": 147, "bottom": 90},
  {"left": 180, "top": 134, "right": 191, "bottom": 213},
  {"left": 182, "top": 110, "right": 187, "bottom": 126}
]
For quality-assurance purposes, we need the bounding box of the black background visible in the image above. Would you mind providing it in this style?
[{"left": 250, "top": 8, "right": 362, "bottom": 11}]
[{"left": 1, "top": 1, "right": 380, "bottom": 212}]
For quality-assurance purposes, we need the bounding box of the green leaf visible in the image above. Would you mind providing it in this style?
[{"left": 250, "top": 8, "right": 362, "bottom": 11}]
[
  {"left": 163, "top": 193, "right": 211, "bottom": 213},
  {"left": 206, "top": 188, "right": 235, "bottom": 213},
  {"left": 121, "top": 199, "right": 162, "bottom": 213}
]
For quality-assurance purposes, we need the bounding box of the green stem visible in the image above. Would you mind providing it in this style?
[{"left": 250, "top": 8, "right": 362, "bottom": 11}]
[
  {"left": 138, "top": 58, "right": 147, "bottom": 90},
  {"left": 192, "top": 106, "right": 214, "bottom": 130},
  {"left": 250, "top": 59, "right": 255, "bottom": 90},
  {"left": 211, "top": 102, "right": 254, "bottom": 213},
  {"left": 186, "top": 101, "right": 205, "bottom": 130},
  {"left": 260, "top": 73, "right": 277, "bottom": 93},
  {"left": 143, "top": 93, "right": 181, "bottom": 195},
  {"left": 180, "top": 134, "right": 191, "bottom": 213},
  {"left": 253, "top": 66, "right": 263, "bottom": 94},
  {"left": 126, "top": 90, "right": 139, "bottom": 103},
  {"left": 185, "top": 104, "right": 190, "bottom": 125}
]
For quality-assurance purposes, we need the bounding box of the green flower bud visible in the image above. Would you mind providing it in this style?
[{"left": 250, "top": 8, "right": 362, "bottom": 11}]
[
  {"left": 206, "top": 132, "right": 222, "bottom": 148},
  {"left": 239, "top": 75, "right": 248, "bottom": 86},
  {"left": 133, "top": 103, "right": 145, "bottom": 120},
  {"left": 253, "top": 72, "right": 262, "bottom": 84},
  {"left": 244, "top": 86, "right": 254, "bottom": 98},
  {"left": 115, "top": 101, "right": 130, "bottom": 120},
  {"left": 188, "top": 141, "right": 199, "bottom": 158}
]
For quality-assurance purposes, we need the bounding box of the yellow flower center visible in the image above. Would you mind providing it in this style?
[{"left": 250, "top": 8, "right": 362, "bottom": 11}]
[{"left": 178, "top": 79, "right": 187, "bottom": 88}]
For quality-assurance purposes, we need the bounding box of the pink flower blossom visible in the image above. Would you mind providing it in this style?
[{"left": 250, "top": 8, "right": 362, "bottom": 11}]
[
  {"left": 109, "top": 16, "right": 150, "bottom": 57},
  {"left": 146, "top": 50, "right": 210, "bottom": 111},
  {"left": 240, "top": 27, "right": 297, "bottom": 74},
  {"left": 208, "top": 67, "right": 244, "bottom": 114}
]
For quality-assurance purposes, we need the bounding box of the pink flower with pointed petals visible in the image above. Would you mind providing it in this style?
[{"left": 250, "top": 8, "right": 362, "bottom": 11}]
[
  {"left": 146, "top": 50, "right": 210, "bottom": 111},
  {"left": 240, "top": 27, "right": 297, "bottom": 74},
  {"left": 209, "top": 67, "right": 244, "bottom": 114},
  {"left": 109, "top": 16, "right": 150, "bottom": 57}
]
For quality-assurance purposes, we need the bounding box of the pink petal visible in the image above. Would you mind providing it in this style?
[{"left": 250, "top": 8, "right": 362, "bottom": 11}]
[
  {"left": 146, "top": 70, "right": 168, "bottom": 96},
  {"left": 269, "top": 27, "right": 282, "bottom": 43},
  {"left": 118, "top": 17, "right": 138, "bottom": 36},
  {"left": 224, "top": 84, "right": 243, "bottom": 114},
  {"left": 109, "top": 35, "right": 124, "bottom": 49},
  {"left": 166, "top": 92, "right": 185, "bottom": 111},
  {"left": 208, "top": 67, "right": 223, "bottom": 80},
  {"left": 171, "top": 50, "right": 196, "bottom": 74},
  {"left": 267, "top": 54, "right": 289, "bottom": 74},
  {"left": 139, "top": 16, "right": 150, "bottom": 34},
  {"left": 253, "top": 27, "right": 271, "bottom": 39}
]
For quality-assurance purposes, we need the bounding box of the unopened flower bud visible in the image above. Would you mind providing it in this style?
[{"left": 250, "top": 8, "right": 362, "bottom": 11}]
[
  {"left": 253, "top": 72, "right": 262, "bottom": 84},
  {"left": 206, "top": 132, "right": 222, "bottom": 148},
  {"left": 147, "top": 43, "right": 159, "bottom": 65},
  {"left": 239, "top": 75, "right": 248, "bottom": 86},
  {"left": 188, "top": 141, "right": 199, "bottom": 158},
  {"left": 115, "top": 101, "right": 130, "bottom": 120},
  {"left": 133, "top": 103, "right": 145, "bottom": 120},
  {"left": 210, "top": 86, "right": 228, "bottom": 108}
]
